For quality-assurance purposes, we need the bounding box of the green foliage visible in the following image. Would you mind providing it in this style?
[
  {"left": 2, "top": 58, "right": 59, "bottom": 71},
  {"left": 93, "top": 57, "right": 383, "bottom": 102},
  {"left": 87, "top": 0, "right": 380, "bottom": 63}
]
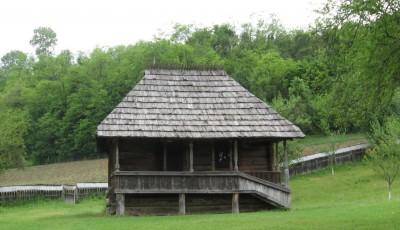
[
  {"left": 366, "top": 117, "right": 400, "bottom": 200},
  {"left": 30, "top": 27, "right": 57, "bottom": 56},
  {"left": 0, "top": 109, "right": 28, "bottom": 170}
]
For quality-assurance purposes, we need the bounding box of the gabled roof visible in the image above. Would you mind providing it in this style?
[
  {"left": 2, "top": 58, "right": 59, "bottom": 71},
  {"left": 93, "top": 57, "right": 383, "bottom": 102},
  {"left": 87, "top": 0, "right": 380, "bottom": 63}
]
[{"left": 97, "top": 69, "right": 304, "bottom": 139}]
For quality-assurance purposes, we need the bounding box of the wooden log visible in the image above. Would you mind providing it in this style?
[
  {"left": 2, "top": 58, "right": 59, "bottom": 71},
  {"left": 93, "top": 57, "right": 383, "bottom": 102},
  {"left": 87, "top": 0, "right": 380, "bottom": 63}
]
[
  {"left": 189, "top": 142, "right": 194, "bottom": 172},
  {"left": 232, "top": 193, "right": 239, "bottom": 214},
  {"left": 211, "top": 142, "right": 215, "bottom": 171},
  {"left": 163, "top": 142, "right": 167, "bottom": 171},
  {"left": 229, "top": 141, "right": 233, "bottom": 170},
  {"left": 115, "top": 139, "right": 120, "bottom": 171},
  {"left": 283, "top": 140, "right": 289, "bottom": 188},
  {"left": 116, "top": 193, "right": 125, "bottom": 215},
  {"left": 234, "top": 140, "right": 239, "bottom": 171},
  {"left": 179, "top": 193, "right": 186, "bottom": 215}
]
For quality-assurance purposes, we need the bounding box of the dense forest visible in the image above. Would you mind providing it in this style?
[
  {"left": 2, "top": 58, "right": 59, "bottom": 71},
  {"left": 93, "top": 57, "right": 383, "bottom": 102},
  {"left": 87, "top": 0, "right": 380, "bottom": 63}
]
[{"left": 0, "top": 0, "right": 399, "bottom": 169}]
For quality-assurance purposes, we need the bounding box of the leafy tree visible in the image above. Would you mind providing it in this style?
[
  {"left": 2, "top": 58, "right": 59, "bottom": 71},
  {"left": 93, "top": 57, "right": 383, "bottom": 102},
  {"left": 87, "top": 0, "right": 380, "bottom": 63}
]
[
  {"left": 365, "top": 117, "right": 400, "bottom": 200},
  {"left": 30, "top": 27, "right": 58, "bottom": 56},
  {"left": 0, "top": 109, "right": 28, "bottom": 170}
]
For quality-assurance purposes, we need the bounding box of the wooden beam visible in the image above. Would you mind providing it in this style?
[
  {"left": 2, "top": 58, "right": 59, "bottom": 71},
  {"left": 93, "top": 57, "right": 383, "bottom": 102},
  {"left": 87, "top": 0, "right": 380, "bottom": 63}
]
[
  {"left": 211, "top": 142, "right": 215, "bottom": 171},
  {"left": 229, "top": 141, "right": 233, "bottom": 170},
  {"left": 232, "top": 193, "right": 239, "bottom": 214},
  {"left": 115, "top": 139, "right": 120, "bottom": 171},
  {"left": 189, "top": 141, "right": 194, "bottom": 172},
  {"left": 283, "top": 140, "right": 289, "bottom": 187},
  {"left": 274, "top": 142, "right": 279, "bottom": 171},
  {"left": 233, "top": 140, "right": 238, "bottom": 171},
  {"left": 163, "top": 142, "right": 167, "bottom": 171},
  {"left": 179, "top": 193, "right": 186, "bottom": 215},
  {"left": 116, "top": 193, "right": 125, "bottom": 215}
]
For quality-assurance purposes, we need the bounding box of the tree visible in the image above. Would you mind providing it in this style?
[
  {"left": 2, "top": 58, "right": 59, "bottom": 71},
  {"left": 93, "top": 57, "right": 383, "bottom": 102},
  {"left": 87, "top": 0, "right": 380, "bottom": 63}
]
[
  {"left": 30, "top": 27, "right": 57, "bottom": 56},
  {"left": 1, "top": 50, "right": 28, "bottom": 69},
  {"left": 365, "top": 117, "right": 400, "bottom": 200},
  {"left": 0, "top": 109, "right": 28, "bottom": 171}
]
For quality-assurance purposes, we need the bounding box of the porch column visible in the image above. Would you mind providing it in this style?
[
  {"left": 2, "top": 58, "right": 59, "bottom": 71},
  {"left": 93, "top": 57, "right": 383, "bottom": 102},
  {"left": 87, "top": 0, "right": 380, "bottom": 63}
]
[
  {"left": 115, "top": 139, "right": 120, "bottom": 171},
  {"left": 233, "top": 140, "right": 239, "bottom": 171},
  {"left": 274, "top": 142, "right": 279, "bottom": 171},
  {"left": 179, "top": 193, "right": 186, "bottom": 215},
  {"left": 116, "top": 193, "right": 125, "bottom": 215},
  {"left": 189, "top": 141, "right": 194, "bottom": 172},
  {"left": 232, "top": 193, "right": 239, "bottom": 214},
  {"left": 211, "top": 142, "right": 215, "bottom": 171},
  {"left": 283, "top": 140, "right": 289, "bottom": 187},
  {"left": 229, "top": 141, "right": 233, "bottom": 170},
  {"left": 163, "top": 142, "right": 167, "bottom": 171}
]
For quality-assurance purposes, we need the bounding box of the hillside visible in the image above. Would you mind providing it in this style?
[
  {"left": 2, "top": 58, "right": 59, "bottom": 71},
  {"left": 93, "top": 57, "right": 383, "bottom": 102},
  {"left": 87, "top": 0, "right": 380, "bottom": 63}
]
[
  {"left": 0, "top": 163, "right": 399, "bottom": 229},
  {"left": 0, "top": 159, "right": 107, "bottom": 186}
]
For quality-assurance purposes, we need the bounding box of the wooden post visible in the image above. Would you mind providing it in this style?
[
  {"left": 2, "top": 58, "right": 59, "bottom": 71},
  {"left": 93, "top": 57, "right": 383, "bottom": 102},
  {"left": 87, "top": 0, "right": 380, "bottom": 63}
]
[
  {"left": 116, "top": 193, "right": 125, "bottom": 215},
  {"left": 229, "top": 141, "right": 233, "bottom": 170},
  {"left": 163, "top": 142, "right": 167, "bottom": 171},
  {"left": 283, "top": 140, "right": 289, "bottom": 187},
  {"left": 115, "top": 139, "right": 120, "bottom": 171},
  {"left": 73, "top": 186, "right": 78, "bottom": 204},
  {"left": 274, "top": 142, "right": 279, "bottom": 171},
  {"left": 211, "top": 142, "right": 215, "bottom": 171},
  {"left": 189, "top": 141, "right": 194, "bottom": 172},
  {"left": 179, "top": 193, "right": 186, "bottom": 215},
  {"left": 232, "top": 193, "right": 239, "bottom": 214},
  {"left": 233, "top": 140, "right": 239, "bottom": 171}
]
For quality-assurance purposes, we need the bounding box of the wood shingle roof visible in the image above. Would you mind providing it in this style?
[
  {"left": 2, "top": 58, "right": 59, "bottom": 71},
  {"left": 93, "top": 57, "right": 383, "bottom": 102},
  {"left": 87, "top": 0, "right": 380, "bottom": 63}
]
[{"left": 97, "top": 69, "right": 304, "bottom": 139}]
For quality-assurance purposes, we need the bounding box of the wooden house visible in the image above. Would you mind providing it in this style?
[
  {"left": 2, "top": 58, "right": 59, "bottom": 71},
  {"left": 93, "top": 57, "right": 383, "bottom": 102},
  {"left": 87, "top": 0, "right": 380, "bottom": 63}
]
[{"left": 97, "top": 68, "right": 304, "bottom": 215}]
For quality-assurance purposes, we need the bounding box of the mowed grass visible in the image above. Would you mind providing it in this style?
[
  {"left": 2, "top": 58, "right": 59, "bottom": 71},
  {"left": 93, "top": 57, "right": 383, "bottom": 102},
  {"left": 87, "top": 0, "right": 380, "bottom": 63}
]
[
  {"left": 1, "top": 162, "right": 399, "bottom": 230},
  {"left": 0, "top": 159, "right": 107, "bottom": 186},
  {"left": 299, "top": 132, "right": 368, "bottom": 155}
]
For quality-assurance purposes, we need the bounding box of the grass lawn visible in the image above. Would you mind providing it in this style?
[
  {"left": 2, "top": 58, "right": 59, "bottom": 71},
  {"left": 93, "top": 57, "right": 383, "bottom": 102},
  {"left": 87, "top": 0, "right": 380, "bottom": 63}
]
[
  {"left": 1, "top": 162, "right": 399, "bottom": 229},
  {"left": 298, "top": 132, "right": 368, "bottom": 155}
]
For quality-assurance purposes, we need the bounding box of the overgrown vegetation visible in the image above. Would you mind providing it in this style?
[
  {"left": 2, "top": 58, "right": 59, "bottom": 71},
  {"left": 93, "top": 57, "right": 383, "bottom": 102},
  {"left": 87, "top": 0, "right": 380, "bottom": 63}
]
[
  {"left": 0, "top": 0, "right": 399, "bottom": 169},
  {"left": 0, "top": 163, "right": 399, "bottom": 229}
]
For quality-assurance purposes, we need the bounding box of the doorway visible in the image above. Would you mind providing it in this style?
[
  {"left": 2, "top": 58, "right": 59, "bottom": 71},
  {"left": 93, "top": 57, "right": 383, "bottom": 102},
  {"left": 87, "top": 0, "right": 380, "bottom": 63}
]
[
  {"left": 214, "top": 141, "right": 231, "bottom": 170},
  {"left": 166, "top": 142, "right": 186, "bottom": 171}
]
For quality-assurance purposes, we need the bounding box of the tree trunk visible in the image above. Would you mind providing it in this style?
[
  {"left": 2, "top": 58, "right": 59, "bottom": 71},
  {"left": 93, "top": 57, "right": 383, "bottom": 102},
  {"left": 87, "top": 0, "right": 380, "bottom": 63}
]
[{"left": 388, "top": 182, "right": 392, "bottom": 201}]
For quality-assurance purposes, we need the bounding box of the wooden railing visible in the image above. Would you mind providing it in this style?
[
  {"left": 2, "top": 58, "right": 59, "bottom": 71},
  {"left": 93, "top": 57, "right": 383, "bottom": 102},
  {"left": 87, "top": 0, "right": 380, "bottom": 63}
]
[
  {"left": 110, "top": 171, "right": 290, "bottom": 208},
  {"left": 242, "top": 171, "right": 281, "bottom": 184}
]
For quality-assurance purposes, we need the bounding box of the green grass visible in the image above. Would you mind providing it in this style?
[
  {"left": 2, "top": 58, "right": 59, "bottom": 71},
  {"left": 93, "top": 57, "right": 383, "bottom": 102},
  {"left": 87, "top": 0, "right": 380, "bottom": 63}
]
[
  {"left": 298, "top": 132, "right": 368, "bottom": 155},
  {"left": 1, "top": 162, "right": 399, "bottom": 229},
  {"left": 0, "top": 159, "right": 107, "bottom": 186}
]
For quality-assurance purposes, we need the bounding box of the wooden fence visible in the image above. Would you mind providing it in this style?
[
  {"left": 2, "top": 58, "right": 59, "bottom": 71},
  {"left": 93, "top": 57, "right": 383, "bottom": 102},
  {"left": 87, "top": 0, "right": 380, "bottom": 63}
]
[
  {"left": 0, "top": 183, "right": 108, "bottom": 204},
  {"left": 289, "top": 144, "right": 368, "bottom": 176}
]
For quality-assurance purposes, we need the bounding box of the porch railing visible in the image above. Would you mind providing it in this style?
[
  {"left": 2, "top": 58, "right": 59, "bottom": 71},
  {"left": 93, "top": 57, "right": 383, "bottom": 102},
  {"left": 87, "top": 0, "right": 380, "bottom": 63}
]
[{"left": 242, "top": 171, "right": 281, "bottom": 184}]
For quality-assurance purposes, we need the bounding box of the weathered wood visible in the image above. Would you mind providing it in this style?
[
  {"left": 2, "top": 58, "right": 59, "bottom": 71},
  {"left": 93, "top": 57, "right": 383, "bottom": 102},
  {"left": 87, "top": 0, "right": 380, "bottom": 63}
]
[
  {"left": 211, "top": 142, "right": 215, "bottom": 171},
  {"left": 97, "top": 69, "right": 305, "bottom": 139},
  {"left": 274, "top": 142, "right": 279, "bottom": 171},
  {"left": 232, "top": 193, "right": 239, "bottom": 214},
  {"left": 189, "top": 142, "right": 194, "bottom": 172},
  {"left": 112, "top": 171, "right": 290, "bottom": 208},
  {"left": 234, "top": 140, "right": 239, "bottom": 171},
  {"left": 115, "top": 139, "right": 120, "bottom": 171},
  {"left": 283, "top": 140, "right": 289, "bottom": 187},
  {"left": 179, "top": 193, "right": 186, "bottom": 215},
  {"left": 229, "top": 141, "right": 233, "bottom": 170},
  {"left": 243, "top": 171, "right": 281, "bottom": 184},
  {"left": 116, "top": 193, "right": 125, "bottom": 215},
  {"left": 163, "top": 142, "right": 167, "bottom": 171}
]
